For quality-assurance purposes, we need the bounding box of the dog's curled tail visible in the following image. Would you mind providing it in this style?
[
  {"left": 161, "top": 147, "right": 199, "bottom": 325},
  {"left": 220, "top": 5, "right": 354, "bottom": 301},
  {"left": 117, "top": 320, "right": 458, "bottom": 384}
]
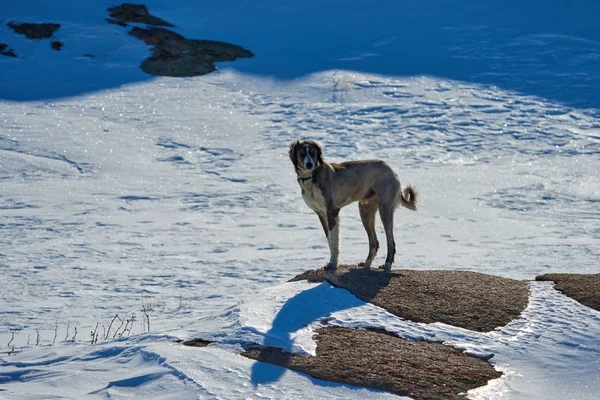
[{"left": 399, "top": 185, "right": 418, "bottom": 211}]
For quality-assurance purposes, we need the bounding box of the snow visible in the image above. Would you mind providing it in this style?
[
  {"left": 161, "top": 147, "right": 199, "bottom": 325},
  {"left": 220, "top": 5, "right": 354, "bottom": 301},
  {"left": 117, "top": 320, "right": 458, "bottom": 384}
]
[{"left": 1, "top": 0, "right": 600, "bottom": 398}]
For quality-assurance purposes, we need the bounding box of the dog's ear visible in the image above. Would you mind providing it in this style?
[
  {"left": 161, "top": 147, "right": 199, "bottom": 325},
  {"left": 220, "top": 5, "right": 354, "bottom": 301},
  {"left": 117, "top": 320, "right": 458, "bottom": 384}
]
[
  {"left": 289, "top": 140, "right": 300, "bottom": 169},
  {"left": 312, "top": 140, "right": 324, "bottom": 165}
]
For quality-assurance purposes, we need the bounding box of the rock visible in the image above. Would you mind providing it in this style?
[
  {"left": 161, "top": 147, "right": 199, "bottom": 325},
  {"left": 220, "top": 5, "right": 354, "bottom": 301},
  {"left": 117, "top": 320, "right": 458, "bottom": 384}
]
[
  {"left": 290, "top": 264, "right": 529, "bottom": 332},
  {"left": 181, "top": 338, "right": 212, "bottom": 347},
  {"left": 107, "top": 3, "right": 174, "bottom": 27},
  {"left": 51, "top": 41, "right": 63, "bottom": 51},
  {"left": 243, "top": 327, "right": 501, "bottom": 400},
  {"left": 536, "top": 273, "right": 600, "bottom": 312},
  {"left": 0, "top": 43, "right": 17, "bottom": 57},
  {"left": 7, "top": 22, "right": 60, "bottom": 39},
  {"left": 127, "top": 26, "right": 253, "bottom": 77},
  {"left": 129, "top": 26, "right": 185, "bottom": 47}
]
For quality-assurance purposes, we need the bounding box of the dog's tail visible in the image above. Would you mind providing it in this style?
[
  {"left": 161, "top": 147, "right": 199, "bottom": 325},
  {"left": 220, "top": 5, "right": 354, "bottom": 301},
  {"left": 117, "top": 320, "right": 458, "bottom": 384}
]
[{"left": 398, "top": 185, "right": 418, "bottom": 211}]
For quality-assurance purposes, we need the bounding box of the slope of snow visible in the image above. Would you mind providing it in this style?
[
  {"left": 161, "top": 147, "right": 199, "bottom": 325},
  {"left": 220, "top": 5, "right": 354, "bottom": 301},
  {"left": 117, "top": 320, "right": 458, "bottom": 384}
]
[{"left": 1, "top": 0, "right": 600, "bottom": 399}]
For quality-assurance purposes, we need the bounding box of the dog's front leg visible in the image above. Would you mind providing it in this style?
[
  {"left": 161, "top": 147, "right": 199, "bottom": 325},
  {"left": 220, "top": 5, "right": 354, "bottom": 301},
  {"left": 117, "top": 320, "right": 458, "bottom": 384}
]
[
  {"left": 325, "top": 208, "right": 340, "bottom": 270},
  {"left": 316, "top": 212, "right": 329, "bottom": 239}
]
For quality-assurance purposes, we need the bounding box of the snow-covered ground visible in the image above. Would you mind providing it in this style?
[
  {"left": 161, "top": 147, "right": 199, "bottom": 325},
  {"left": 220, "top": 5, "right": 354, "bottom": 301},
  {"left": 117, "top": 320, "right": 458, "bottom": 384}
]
[{"left": 1, "top": 1, "right": 599, "bottom": 399}]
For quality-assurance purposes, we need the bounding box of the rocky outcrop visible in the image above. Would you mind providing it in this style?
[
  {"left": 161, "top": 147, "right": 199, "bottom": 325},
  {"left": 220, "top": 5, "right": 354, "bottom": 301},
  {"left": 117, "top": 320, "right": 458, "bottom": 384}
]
[
  {"left": 0, "top": 43, "right": 17, "bottom": 57},
  {"left": 536, "top": 273, "right": 600, "bottom": 312},
  {"left": 51, "top": 41, "right": 63, "bottom": 51},
  {"left": 108, "top": 3, "right": 174, "bottom": 27},
  {"left": 291, "top": 264, "right": 529, "bottom": 332},
  {"left": 182, "top": 266, "right": 529, "bottom": 398},
  {"left": 7, "top": 22, "right": 60, "bottom": 39},
  {"left": 103, "top": 4, "right": 253, "bottom": 77},
  {"left": 243, "top": 327, "right": 501, "bottom": 400},
  {"left": 6, "top": 22, "right": 61, "bottom": 53},
  {"left": 128, "top": 26, "right": 253, "bottom": 77},
  {"left": 181, "top": 338, "right": 212, "bottom": 347}
]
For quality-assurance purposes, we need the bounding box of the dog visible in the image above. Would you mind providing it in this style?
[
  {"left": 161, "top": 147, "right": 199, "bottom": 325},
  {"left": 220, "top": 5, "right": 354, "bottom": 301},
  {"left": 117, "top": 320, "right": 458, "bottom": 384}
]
[{"left": 289, "top": 139, "right": 418, "bottom": 272}]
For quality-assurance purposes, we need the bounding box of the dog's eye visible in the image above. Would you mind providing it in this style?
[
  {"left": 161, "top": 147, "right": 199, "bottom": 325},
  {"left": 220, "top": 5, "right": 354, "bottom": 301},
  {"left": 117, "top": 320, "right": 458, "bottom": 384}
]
[{"left": 299, "top": 149, "right": 307, "bottom": 156}]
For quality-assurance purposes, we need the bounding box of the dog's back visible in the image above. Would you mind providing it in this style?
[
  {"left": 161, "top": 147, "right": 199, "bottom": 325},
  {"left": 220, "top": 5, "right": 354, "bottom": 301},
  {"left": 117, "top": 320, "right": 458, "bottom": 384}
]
[{"left": 329, "top": 160, "right": 399, "bottom": 208}]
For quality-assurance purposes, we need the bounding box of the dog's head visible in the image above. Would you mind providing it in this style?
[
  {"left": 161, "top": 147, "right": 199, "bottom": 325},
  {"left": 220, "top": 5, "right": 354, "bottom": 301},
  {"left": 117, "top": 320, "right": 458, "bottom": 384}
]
[{"left": 289, "top": 140, "right": 323, "bottom": 174}]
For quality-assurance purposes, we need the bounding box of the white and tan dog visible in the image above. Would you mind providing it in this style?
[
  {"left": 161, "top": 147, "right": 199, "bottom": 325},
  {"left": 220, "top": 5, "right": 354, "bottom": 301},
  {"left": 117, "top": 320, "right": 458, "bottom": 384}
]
[{"left": 289, "top": 140, "right": 418, "bottom": 271}]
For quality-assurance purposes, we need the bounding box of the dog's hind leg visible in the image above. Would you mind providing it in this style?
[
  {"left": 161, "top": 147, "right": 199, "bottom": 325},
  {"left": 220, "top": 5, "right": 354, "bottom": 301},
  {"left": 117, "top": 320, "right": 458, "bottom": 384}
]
[
  {"left": 379, "top": 204, "right": 396, "bottom": 272},
  {"left": 358, "top": 199, "right": 379, "bottom": 268}
]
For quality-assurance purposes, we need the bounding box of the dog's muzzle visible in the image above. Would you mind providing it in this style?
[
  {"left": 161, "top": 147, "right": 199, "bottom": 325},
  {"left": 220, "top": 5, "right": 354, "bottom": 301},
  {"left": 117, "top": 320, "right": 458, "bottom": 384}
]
[{"left": 304, "top": 155, "right": 314, "bottom": 171}]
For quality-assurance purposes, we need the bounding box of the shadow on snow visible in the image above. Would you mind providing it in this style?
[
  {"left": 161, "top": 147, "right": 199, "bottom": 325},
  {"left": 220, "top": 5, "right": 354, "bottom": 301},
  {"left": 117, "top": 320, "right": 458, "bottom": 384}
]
[
  {"left": 1, "top": 0, "right": 599, "bottom": 110},
  {"left": 250, "top": 267, "right": 394, "bottom": 387}
]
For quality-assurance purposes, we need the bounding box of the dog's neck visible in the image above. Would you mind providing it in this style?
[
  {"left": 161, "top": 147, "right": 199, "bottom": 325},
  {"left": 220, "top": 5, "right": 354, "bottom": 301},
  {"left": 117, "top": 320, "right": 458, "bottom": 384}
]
[{"left": 297, "top": 165, "right": 319, "bottom": 183}]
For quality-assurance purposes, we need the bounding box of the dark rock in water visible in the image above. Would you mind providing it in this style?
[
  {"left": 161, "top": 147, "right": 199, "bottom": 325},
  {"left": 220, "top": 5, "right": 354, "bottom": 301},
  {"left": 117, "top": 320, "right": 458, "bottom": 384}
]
[
  {"left": 51, "top": 41, "right": 63, "bottom": 51},
  {"left": 290, "top": 264, "right": 529, "bottom": 332},
  {"left": 108, "top": 3, "right": 174, "bottom": 27},
  {"left": 0, "top": 43, "right": 17, "bottom": 57},
  {"left": 536, "top": 273, "right": 600, "bottom": 312},
  {"left": 7, "top": 22, "right": 60, "bottom": 39},
  {"left": 243, "top": 327, "right": 501, "bottom": 400},
  {"left": 128, "top": 26, "right": 253, "bottom": 77}
]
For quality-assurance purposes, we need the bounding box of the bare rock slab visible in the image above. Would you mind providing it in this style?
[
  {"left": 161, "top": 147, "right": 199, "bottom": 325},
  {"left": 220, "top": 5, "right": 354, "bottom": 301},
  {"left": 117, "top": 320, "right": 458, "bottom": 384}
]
[
  {"left": 130, "top": 27, "right": 253, "bottom": 75},
  {"left": 243, "top": 327, "right": 501, "bottom": 400},
  {"left": 7, "top": 22, "right": 60, "bottom": 39},
  {"left": 290, "top": 264, "right": 529, "bottom": 332},
  {"left": 180, "top": 338, "right": 212, "bottom": 347},
  {"left": 108, "top": 3, "right": 174, "bottom": 27},
  {"left": 536, "top": 273, "right": 600, "bottom": 312},
  {"left": 0, "top": 43, "right": 17, "bottom": 57}
]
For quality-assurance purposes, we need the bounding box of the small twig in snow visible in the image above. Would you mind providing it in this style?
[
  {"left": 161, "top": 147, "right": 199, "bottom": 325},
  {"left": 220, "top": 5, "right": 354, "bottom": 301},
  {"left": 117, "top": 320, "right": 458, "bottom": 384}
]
[
  {"left": 91, "top": 322, "right": 99, "bottom": 345},
  {"left": 64, "top": 321, "right": 70, "bottom": 341},
  {"left": 106, "top": 314, "right": 119, "bottom": 340}
]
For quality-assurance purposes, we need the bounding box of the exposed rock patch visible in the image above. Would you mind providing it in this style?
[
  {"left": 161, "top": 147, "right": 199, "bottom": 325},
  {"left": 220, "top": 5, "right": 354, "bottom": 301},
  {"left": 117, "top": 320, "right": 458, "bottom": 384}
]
[
  {"left": 128, "top": 26, "right": 253, "bottom": 77},
  {"left": 243, "top": 327, "right": 501, "bottom": 400},
  {"left": 7, "top": 22, "right": 60, "bottom": 39},
  {"left": 104, "top": 4, "right": 253, "bottom": 77},
  {"left": 51, "top": 41, "right": 63, "bottom": 51},
  {"left": 181, "top": 338, "right": 213, "bottom": 347},
  {"left": 290, "top": 264, "right": 529, "bottom": 332},
  {"left": 107, "top": 3, "right": 174, "bottom": 27},
  {"left": 536, "top": 273, "right": 600, "bottom": 312},
  {"left": 0, "top": 43, "right": 17, "bottom": 57}
]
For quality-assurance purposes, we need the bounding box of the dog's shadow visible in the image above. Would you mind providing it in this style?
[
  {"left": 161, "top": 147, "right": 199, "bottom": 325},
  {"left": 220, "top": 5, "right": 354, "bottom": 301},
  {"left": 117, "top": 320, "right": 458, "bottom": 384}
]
[{"left": 249, "top": 265, "right": 396, "bottom": 386}]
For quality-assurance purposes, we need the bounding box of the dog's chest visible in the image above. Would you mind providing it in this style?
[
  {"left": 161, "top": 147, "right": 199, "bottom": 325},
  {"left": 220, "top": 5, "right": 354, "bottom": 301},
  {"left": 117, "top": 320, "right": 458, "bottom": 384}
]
[{"left": 300, "top": 181, "right": 327, "bottom": 212}]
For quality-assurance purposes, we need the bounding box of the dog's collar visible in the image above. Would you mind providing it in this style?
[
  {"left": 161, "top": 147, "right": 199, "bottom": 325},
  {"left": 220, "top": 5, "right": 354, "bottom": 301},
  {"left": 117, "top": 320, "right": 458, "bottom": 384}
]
[
  {"left": 297, "top": 167, "right": 318, "bottom": 183},
  {"left": 297, "top": 175, "right": 313, "bottom": 183}
]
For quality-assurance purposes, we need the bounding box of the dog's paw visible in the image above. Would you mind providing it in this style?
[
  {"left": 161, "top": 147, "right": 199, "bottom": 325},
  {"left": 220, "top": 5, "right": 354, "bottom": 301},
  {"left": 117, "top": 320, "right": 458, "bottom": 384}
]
[
  {"left": 378, "top": 263, "right": 392, "bottom": 272},
  {"left": 358, "top": 259, "right": 373, "bottom": 268},
  {"left": 324, "top": 262, "right": 338, "bottom": 271}
]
